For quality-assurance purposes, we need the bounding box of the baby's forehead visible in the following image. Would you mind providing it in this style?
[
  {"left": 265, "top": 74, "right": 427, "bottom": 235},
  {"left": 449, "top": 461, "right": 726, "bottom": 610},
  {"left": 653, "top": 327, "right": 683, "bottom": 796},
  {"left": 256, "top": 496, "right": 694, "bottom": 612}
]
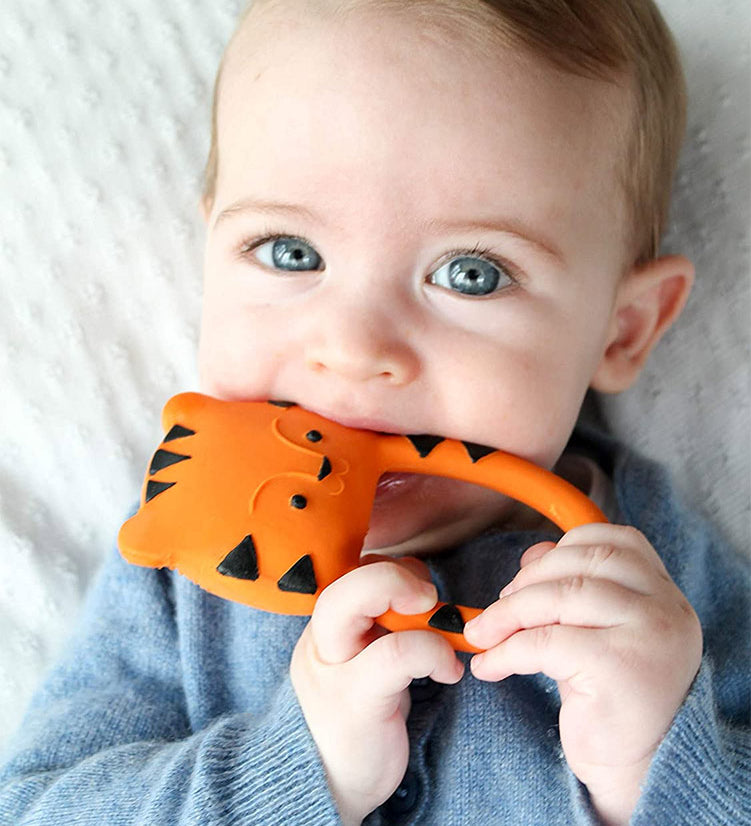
[
  {"left": 229, "top": 0, "right": 631, "bottom": 75},
  {"left": 225, "top": 3, "right": 634, "bottom": 131},
  {"left": 229, "top": 2, "right": 501, "bottom": 78},
  {"left": 223, "top": 0, "right": 627, "bottom": 101},
  {"left": 222, "top": 17, "right": 626, "bottom": 209},
  {"left": 221, "top": 3, "right": 630, "bottom": 160}
]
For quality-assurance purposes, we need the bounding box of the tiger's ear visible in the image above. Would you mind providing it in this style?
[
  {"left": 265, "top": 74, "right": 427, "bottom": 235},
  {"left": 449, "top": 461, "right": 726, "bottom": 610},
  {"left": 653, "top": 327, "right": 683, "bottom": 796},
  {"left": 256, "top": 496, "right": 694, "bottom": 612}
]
[{"left": 591, "top": 254, "right": 694, "bottom": 393}]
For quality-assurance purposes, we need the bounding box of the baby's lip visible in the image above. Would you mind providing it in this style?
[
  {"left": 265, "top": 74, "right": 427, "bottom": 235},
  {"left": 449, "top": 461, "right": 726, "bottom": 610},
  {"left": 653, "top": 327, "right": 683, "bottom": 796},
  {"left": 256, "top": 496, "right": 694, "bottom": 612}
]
[{"left": 306, "top": 406, "right": 407, "bottom": 436}]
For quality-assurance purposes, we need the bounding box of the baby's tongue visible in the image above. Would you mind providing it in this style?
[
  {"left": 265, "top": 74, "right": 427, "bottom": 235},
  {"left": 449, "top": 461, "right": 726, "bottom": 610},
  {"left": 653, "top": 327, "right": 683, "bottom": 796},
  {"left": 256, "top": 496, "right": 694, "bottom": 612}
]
[{"left": 374, "top": 472, "right": 424, "bottom": 502}]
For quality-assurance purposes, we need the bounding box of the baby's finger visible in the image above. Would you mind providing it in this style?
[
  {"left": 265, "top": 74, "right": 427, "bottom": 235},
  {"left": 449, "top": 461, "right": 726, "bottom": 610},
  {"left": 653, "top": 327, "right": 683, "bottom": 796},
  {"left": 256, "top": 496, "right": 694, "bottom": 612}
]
[
  {"left": 465, "top": 577, "right": 642, "bottom": 651},
  {"left": 470, "top": 624, "right": 609, "bottom": 683},
  {"left": 394, "top": 556, "right": 434, "bottom": 583},
  {"left": 504, "top": 528, "right": 668, "bottom": 598},
  {"left": 312, "top": 561, "right": 438, "bottom": 665},
  {"left": 557, "top": 524, "right": 668, "bottom": 573},
  {"left": 349, "top": 629, "right": 464, "bottom": 711},
  {"left": 361, "top": 553, "right": 433, "bottom": 584},
  {"left": 518, "top": 541, "right": 556, "bottom": 569}
]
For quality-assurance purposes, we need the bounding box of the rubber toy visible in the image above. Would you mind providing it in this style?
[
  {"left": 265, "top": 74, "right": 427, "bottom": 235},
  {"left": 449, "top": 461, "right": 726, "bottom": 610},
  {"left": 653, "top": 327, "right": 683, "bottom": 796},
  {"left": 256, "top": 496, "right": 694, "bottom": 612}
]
[{"left": 118, "top": 393, "right": 607, "bottom": 653}]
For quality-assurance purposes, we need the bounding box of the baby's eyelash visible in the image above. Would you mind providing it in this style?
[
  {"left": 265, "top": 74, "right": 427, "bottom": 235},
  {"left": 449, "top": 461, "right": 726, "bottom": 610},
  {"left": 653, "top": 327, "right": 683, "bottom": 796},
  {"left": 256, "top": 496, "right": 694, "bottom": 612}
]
[
  {"left": 440, "top": 243, "right": 522, "bottom": 282},
  {"left": 235, "top": 230, "right": 316, "bottom": 263}
]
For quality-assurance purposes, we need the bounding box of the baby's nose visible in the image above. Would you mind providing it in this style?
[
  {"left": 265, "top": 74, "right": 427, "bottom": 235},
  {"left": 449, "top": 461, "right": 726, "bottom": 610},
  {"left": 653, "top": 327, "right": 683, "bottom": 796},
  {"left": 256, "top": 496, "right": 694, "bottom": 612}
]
[{"left": 303, "top": 301, "right": 420, "bottom": 385}]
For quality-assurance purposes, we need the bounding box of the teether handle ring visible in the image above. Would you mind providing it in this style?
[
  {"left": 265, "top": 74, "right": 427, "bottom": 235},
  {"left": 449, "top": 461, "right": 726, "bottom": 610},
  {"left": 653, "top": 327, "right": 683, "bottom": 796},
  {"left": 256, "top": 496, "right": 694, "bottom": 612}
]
[
  {"left": 378, "top": 605, "right": 485, "bottom": 653},
  {"left": 372, "top": 444, "right": 609, "bottom": 653}
]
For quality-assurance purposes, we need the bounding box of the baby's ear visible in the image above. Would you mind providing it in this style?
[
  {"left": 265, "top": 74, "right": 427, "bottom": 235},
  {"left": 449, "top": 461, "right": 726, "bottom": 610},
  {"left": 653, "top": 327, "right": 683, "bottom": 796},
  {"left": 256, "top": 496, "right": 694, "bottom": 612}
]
[{"left": 591, "top": 254, "right": 694, "bottom": 393}]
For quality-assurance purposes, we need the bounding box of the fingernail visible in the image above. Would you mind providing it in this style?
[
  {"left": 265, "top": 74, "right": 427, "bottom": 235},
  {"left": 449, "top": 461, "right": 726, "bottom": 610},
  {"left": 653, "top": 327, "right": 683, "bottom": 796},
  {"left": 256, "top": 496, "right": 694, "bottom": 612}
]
[
  {"left": 464, "top": 616, "right": 479, "bottom": 634},
  {"left": 470, "top": 652, "right": 485, "bottom": 674},
  {"left": 420, "top": 581, "right": 438, "bottom": 604},
  {"left": 463, "top": 616, "right": 483, "bottom": 644}
]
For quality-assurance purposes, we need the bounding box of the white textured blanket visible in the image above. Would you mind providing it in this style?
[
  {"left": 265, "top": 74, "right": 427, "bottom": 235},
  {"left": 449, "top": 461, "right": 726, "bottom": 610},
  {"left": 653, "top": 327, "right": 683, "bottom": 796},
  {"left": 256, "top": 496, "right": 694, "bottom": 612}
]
[{"left": 0, "top": 0, "right": 748, "bottom": 748}]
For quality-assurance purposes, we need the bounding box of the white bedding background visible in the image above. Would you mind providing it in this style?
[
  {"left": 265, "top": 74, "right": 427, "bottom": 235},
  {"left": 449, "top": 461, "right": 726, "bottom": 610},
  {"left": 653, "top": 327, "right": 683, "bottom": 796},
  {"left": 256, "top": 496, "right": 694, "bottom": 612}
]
[{"left": 0, "top": 0, "right": 748, "bottom": 749}]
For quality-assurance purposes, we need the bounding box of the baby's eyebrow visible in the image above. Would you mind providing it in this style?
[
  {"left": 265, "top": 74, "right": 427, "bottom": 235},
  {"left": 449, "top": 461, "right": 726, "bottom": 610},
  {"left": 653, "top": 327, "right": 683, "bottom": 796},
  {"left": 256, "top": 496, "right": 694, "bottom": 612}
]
[
  {"left": 214, "top": 198, "right": 321, "bottom": 227},
  {"left": 423, "top": 217, "right": 564, "bottom": 265}
]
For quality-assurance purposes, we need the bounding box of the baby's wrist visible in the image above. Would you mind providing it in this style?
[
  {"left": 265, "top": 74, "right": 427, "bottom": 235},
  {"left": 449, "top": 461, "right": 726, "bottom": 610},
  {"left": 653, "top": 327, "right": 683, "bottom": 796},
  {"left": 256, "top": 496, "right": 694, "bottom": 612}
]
[
  {"left": 330, "top": 789, "right": 366, "bottom": 826},
  {"left": 585, "top": 758, "right": 651, "bottom": 826}
]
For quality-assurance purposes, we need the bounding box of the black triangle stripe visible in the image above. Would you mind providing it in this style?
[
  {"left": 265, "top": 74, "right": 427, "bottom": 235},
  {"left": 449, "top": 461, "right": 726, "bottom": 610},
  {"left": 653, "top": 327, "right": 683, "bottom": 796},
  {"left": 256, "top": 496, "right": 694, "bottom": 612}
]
[
  {"left": 217, "top": 535, "right": 259, "bottom": 581},
  {"left": 428, "top": 603, "right": 465, "bottom": 634},
  {"left": 461, "top": 442, "right": 496, "bottom": 463},
  {"left": 149, "top": 449, "right": 191, "bottom": 475},
  {"left": 406, "top": 434, "right": 445, "bottom": 458},
  {"left": 145, "top": 480, "right": 176, "bottom": 502},
  {"left": 164, "top": 424, "right": 196, "bottom": 442},
  {"left": 277, "top": 555, "right": 317, "bottom": 594}
]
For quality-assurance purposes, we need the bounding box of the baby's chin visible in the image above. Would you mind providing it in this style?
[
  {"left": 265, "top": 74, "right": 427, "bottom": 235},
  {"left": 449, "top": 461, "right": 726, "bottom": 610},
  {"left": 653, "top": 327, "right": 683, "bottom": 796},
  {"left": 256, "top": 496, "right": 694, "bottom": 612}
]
[{"left": 361, "top": 473, "right": 513, "bottom": 557}]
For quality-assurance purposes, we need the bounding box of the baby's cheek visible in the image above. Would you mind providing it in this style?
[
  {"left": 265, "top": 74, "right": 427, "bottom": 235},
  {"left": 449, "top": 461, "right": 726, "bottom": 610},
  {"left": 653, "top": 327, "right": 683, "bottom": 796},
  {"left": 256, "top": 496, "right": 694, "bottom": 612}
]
[
  {"left": 198, "top": 309, "right": 280, "bottom": 398},
  {"left": 197, "top": 341, "right": 265, "bottom": 400}
]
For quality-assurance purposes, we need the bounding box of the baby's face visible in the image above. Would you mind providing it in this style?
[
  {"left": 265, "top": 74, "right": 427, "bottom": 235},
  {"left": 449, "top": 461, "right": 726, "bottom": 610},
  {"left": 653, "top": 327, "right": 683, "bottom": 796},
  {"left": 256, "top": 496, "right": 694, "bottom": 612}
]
[{"left": 199, "top": 6, "right": 631, "bottom": 554}]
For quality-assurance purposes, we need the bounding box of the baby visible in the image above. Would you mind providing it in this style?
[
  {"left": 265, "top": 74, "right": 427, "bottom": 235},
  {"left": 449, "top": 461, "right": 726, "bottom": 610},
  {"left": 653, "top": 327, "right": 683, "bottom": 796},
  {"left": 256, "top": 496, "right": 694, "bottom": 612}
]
[{"left": 1, "top": 1, "right": 748, "bottom": 825}]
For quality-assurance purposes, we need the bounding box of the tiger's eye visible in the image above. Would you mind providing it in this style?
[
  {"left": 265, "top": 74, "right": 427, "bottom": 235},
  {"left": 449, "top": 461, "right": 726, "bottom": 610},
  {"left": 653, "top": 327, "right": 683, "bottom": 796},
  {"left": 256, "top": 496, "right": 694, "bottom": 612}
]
[
  {"left": 306, "top": 430, "right": 322, "bottom": 443},
  {"left": 290, "top": 494, "right": 308, "bottom": 509}
]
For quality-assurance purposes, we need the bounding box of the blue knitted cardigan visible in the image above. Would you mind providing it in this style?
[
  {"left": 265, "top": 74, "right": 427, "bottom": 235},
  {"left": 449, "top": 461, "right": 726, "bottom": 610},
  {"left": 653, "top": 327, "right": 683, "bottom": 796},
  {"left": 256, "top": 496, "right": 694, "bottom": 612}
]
[{"left": 1, "top": 432, "right": 749, "bottom": 825}]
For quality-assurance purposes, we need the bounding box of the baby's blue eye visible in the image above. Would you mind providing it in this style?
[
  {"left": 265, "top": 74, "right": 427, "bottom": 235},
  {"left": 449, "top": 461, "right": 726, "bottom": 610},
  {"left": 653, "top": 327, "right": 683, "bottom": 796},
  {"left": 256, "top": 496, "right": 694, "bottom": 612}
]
[
  {"left": 254, "top": 236, "right": 323, "bottom": 271},
  {"left": 429, "top": 255, "right": 511, "bottom": 296}
]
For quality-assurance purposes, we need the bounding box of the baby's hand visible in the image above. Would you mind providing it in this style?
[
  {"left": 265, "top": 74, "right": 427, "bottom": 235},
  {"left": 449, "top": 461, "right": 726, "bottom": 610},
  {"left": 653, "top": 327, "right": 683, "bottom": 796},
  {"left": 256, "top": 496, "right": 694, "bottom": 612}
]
[
  {"left": 290, "top": 557, "right": 464, "bottom": 826},
  {"left": 464, "top": 524, "right": 702, "bottom": 826}
]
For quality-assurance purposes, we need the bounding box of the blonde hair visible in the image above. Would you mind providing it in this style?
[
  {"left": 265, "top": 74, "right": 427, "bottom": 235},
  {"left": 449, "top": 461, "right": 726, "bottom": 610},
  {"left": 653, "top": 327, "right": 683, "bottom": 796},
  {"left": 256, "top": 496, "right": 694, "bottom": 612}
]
[{"left": 203, "top": 0, "right": 686, "bottom": 266}]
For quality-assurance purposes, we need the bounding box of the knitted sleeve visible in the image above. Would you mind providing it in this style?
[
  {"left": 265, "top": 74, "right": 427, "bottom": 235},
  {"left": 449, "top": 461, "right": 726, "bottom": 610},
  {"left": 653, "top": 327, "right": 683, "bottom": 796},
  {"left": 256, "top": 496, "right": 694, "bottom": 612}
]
[
  {"left": 631, "top": 659, "right": 751, "bottom": 825},
  {"left": 0, "top": 548, "right": 341, "bottom": 826},
  {"left": 615, "top": 447, "right": 751, "bottom": 826}
]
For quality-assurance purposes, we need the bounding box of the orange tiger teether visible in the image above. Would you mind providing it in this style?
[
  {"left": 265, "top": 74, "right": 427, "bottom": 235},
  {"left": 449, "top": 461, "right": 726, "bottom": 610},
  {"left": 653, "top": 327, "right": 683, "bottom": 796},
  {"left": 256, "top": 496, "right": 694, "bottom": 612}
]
[{"left": 118, "top": 392, "right": 607, "bottom": 653}]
